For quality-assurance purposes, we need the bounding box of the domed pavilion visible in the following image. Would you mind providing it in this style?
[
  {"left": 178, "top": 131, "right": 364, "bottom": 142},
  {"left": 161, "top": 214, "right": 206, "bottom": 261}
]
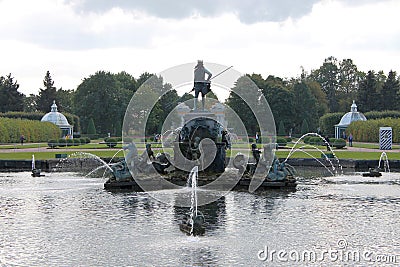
[
  {"left": 41, "top": 100, "right": 73, "bottom": 138},
  {"left": 335, "top": 100, "right": 366, "bottom": 138}
]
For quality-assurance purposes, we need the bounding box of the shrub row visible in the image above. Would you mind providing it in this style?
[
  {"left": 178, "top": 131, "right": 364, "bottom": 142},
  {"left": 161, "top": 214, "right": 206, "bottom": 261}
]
[
  {"left": 0, "top": 117, "right": 60, "bottom": 143},
  {"left": 347, "top": 118, "right": 400, "bottom": 143},
  {"left": 47, "top": 138, "right": 90, "bottom": 148},
  {"left": 303, "top": 136, "right": 346, "bottom": 148},
  {"left": 104, "top": 138, "right": 118, "bottom": 148},
  {"left": 364, "top": 110, "right": 400, "bottom": 120},
  {"left": 104, "top": 137, "right": 123, "bottom": 142},
  {"left": 0, "top": 111, "right": 81, "bottom": 132}
]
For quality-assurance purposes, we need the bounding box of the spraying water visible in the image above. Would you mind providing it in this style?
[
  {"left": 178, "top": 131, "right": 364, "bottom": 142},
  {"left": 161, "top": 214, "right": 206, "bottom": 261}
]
[
  {"left": 31, "top": 154, "right": 35, "bottom": 170},
  {"left": 284, "top": 133, "right": 343, "bottom": 175},
  {"left": 188, "top": 166, "right": 199, "bottom": 235},
  {"left": 378, "top": 152, "right": 390, "bottom": 172}
]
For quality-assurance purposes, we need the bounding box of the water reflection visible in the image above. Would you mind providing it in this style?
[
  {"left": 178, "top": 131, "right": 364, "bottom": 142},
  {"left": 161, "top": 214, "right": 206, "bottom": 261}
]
[{"left": 0, "top": 171, "right": 399, "bottom": 266}]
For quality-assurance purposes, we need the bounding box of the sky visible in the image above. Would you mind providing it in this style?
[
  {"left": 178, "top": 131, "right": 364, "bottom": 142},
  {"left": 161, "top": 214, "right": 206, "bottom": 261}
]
[{"left": 0, "top": 0, "right": 399, "bottom": 95}]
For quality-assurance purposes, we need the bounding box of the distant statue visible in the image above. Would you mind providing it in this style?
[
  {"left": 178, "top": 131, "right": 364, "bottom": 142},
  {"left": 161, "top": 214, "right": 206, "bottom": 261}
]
[
  {"left": 221, "top": 130, "right": 230, "bottom": 149},
  {"left": 193, "top": 60, "right": 212, "bottom": 111},
  {"left": 251, "top": 143, "right": 261, "bottom": 164},
  {"left": 145, "top": 143, "right": 156, "bottom": 160},
  {"left": 123, "top": 142, "right": 138, "bottom": 165}
]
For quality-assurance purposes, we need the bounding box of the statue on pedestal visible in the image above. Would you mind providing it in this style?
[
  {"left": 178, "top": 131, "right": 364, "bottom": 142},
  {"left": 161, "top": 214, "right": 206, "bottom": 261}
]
[{"left": 192, "top": 60, "right": 212, "bottom": 111}]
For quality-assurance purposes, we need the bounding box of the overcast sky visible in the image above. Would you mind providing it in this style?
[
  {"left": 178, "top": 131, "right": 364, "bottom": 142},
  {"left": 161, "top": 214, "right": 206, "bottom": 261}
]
[{"left": 0, "top": 0, "right": 399, "bottom": 95}]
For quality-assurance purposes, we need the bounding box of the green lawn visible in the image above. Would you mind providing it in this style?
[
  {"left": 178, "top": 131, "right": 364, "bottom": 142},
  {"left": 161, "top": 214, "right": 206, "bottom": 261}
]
[
  {"left": 0, "top": 150, "right": 125, "bottom": 160},
  {"left": 0, "top": 148, "right": 398, "bottom": 161},
  {"left": 275, "top": 150, "right": 400, "bottom": 160}
]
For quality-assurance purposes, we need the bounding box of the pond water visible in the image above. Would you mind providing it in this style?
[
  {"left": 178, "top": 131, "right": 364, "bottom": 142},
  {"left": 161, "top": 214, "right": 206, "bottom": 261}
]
[{"left": 0, "top": 171, "right": 399, "bottom": 266}]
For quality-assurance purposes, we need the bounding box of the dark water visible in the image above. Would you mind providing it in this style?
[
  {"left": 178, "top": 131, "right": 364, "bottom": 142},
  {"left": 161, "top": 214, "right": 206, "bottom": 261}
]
[{"left": 0, "top": 171, "right": 399, "bottom": 266}]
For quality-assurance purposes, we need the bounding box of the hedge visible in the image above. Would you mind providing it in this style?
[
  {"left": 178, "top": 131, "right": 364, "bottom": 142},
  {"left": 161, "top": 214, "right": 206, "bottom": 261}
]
[
  {"left": 365, "top": 110, "right": 400, "bottom": 120},
  {"left": 303, "top": 136, "right": 346, "bottom": 149},
  {"left": 0, "top": 117, "right": 60, "bottom": 143},
  {"left": 276, "top": 137, "right": 287, "bottom": 147},
  {"left": 319, "top": 112, "right": 345, "bottom": 136},
  {"left": 0, "top": 111, "right": 80, "bottom": 132},
  {"left": 347, "top": 118, "right": 400, "bottom": 143}
]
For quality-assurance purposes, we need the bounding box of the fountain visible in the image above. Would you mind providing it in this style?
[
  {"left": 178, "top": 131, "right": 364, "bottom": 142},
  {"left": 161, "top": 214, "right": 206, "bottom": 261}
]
[
  {"left": 361, "top": 152, "right": 390, "bottom": 177},
  {"left": 378, "top": 152, "right": 390, "bottom": 172},
  {"left": 179, "top": 166, "right": 206, "bottom": 236},
  {"left": 232, "top": 143, "right": 297, "bottom": 189},
  {"left": 284, "top": 132, "right": 343, "bottom": 175},
  {"left": 105, "top": 116, "right": 298, "bottom": 191},
  {"left": 31, "top": 155, "right": 44, "bottom": 177}
]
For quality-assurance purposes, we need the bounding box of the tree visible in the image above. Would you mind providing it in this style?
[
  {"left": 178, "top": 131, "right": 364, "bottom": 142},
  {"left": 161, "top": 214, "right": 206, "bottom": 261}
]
[
  {"left": 261, "top": 75, "right": 296, "bottom": 134},
  {"left": 57, "top": 88, "right": 75, "bottom": 113},
  {"left": 36, "top": 71, "right": 58, "bottom": 112},
  {"left": 87, "top": 118, "right": 96, "bottom": 134},
  {"left": 115, "top": 71, "right": 137, "bottom": 93},
  {"left": 311, "top": 56, "right": 339, "bottom": 112},
  {"left": 291, "top": 82, "right": 318, "bottom": 133},
  {"left": 23, "top": 94, "right": 38, "bottom": 112},
  {"left": 74, "top": 71, "right": 129, "bottom": 134},
  {"left": 357, "top": 71, "right": 379, "bottom": 112},
  {"left": 381, "top": 70, "right": 399, "bottom": 111},
  {"left": 0, "top": 73, "right": 24, "bottom": 112},
  {"left": 179, "top": 93, "right": 194, "bottom": 109},
  {"left": 225, "top": 76, "right": 260, "bottom": 135},
  {"left": 278, "top": 121, "right": 286, "bottom": 136},
  {"left": 337, "top": 59, "right": 363, "bottom": 111},
  {"left": 305, "top": 80, "right": 328, "bottom": 118},
  {"left": 301, "top": 119, "right": 309, "bottom": 134}
]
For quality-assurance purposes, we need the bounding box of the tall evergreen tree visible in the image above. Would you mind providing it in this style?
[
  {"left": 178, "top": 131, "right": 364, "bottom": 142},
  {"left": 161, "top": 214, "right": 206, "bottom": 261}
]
[
  {"left": 381, "top": 70, "right": 400, "bottom": 111},
  {"left": 291, "top": 82, "right": 318, "bottom": 133},
  {"left": 87, "top": 118, "right": 96, "bottom": 134},
  {"left": 0, "top": 73, "right": 24, "bottom": 112},
  {"left": 337, "top": 59, "right": 364, "bottom": 111},
  {"left": 357, "top": 70, "right": 379, "bottom": 112},
  {"left": 37, "top": 71, "right": 58, "bottom": 112}
]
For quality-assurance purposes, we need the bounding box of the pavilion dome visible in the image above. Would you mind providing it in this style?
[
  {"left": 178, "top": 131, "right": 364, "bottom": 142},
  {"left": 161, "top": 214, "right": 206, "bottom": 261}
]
[
  {"left": 41, "top": 100, "right": 71, "bottom": 127},
  {"left": 337, "top": 100, "right": 367, "bottom": 126}
]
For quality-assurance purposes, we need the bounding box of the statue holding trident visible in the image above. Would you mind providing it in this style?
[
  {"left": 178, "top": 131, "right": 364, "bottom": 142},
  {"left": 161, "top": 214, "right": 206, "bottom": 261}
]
[{"left": 193, "top": 60, "right": 212, "bottom": 111}]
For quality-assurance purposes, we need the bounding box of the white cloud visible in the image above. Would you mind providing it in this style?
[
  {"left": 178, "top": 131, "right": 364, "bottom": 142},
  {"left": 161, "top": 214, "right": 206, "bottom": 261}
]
[{"left": 0, "top": 0, "right": 399, "bottom": 95}]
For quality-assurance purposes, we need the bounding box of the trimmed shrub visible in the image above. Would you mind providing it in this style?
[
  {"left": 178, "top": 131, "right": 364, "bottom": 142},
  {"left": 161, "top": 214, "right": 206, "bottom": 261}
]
[
  {"left": 330, "top": 138, "right": 346, "bottom": 149},
  {"left": 0, "top": 117, "right": 60, "bottom": 143},
  {"left": 105, "top": 138, "right": 117, "bottom": 148},
  {"left": 66, "top": 139, "right": 74, "bottom": 147},
  {"left": 48, "top": 139, "right": 58, "bottom": 148},
  {"left": 73, "top": 139, "right": 81, "bottom": 146},
  {"left": 309, "top": 136, "right": 324, "bottom": 145},
  {"left": 58, "top": 139, "right": 67, "bottom": 147},
  {"left": 285, "top": 137, "right": 292, "bottom": 142},
  {"left": 248, "top": 137, "right": 254, "bottom": 143},
  {"left": 303, "top": 136, "right": 312, "bottom": 144},
  {"left": 78, "top": 138, "right": 86, "bottom": 144},
  {"left": 276, "top": 137, "right": 287, "bottom": 147}
]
